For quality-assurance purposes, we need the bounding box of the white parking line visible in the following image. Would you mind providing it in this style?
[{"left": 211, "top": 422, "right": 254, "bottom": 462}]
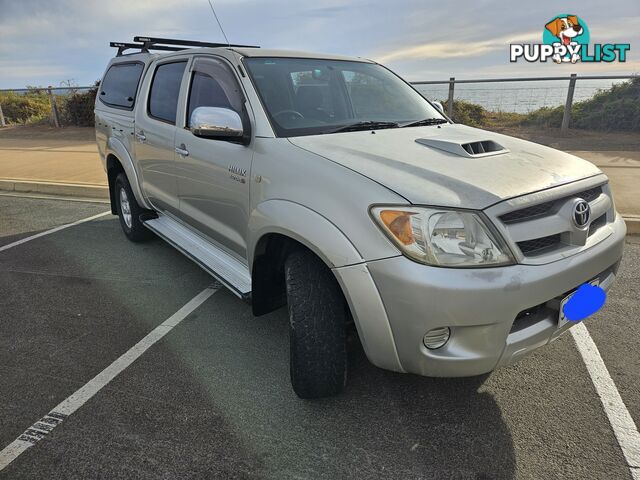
[
  {"left": 572, "top": 323, "right": 640, "bottom": 480},
  {"left": 0, "top": 285, "right": 219, "bottom": 472},
  {"left": 0, "top": 211, "right": 110, "bottom": 253}
]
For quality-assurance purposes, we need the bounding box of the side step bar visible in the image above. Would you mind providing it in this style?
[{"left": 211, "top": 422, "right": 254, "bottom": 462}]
[{"left": 143, "top": 214, "right": 252, "bottom": 299}]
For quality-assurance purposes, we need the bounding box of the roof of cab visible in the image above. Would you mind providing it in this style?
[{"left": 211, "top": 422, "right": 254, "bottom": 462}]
[
  {"left": 109, "top": 37, "right": 373, "bottom": 64},
  {"left": 229, "top": 48, "right": 374, "bottom": 63},
  {"left": 113, "top": 47, "right": 374, "bottom": 64},
  {"left": 114, "top": 47, "right": 374, "bottom": 63}
]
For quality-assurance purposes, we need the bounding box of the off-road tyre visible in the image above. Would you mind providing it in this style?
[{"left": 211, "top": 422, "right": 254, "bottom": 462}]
[
  {"left": 285, "top": 249, "right": 348, "bottom": 399},
  {"left": 114, "top": 173, "right": 153, "bottom": 242}
]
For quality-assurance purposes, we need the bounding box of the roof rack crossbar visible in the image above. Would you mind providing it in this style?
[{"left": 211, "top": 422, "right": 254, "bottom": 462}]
[
  {"left": 110, "top": 42, "right": 183, "bottom": 56},
  {"left": 110, "top": 37, "right": 260, "bottom": 56},
  {"left": 133, "top": 36, "right": 260, "bottom": 50}
]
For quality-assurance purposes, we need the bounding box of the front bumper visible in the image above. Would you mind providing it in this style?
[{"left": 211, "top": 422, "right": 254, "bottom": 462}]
[{"left": 359, "top": 214, "right": 626, "bottom": 377}]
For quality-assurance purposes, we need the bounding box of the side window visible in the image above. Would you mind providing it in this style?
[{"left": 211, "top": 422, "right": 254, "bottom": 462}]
[
  {"left": 148, "top": 61, "right": 187, "bottom": 124},
  {"left": 99, "top": 63, "right": 144, "bottom": 109},
  {"left": 186, "top": 57, "right": 244, "bottom": 127}
]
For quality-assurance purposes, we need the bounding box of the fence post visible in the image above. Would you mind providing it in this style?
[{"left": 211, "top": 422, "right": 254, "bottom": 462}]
[
  {"left": 0, "top": 103, "right": 5, "bottom": 127},
  {"left": 447, "top": 77, "right": 455, "bottom": 118},
  {"left": 561, "top": 73, "right": 577, "bottom": 132},
  {"left": 47, "top": 86, "right": 60, "bottom": 128}
]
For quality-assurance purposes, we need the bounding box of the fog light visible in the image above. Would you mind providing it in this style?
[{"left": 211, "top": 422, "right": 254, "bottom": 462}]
[{"left": 423, "top": 327, "right": 451, "bottom": 349}]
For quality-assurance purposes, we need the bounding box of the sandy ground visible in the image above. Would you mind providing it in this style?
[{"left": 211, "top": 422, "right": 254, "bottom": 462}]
[
  {"left": 0, "top": 125, "right": 638, "bottom": 213},
  {"left": 0, "top": 126, "right": 105, "bottom": 185}
]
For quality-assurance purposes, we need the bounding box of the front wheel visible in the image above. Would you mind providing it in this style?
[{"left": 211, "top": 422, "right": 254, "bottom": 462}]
[
  {"left": 114, "top": 173, "right": 153, "bottom": 242},
  {"left": 285, "top": 250, "right": 348, "bottom": 399}
]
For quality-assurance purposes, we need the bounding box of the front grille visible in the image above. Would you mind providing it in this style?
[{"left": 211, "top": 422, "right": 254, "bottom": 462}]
[
  {"left": 588, "top": 214, "right": 606, "bottom": 236},
  {"left": 517, "top": 234, "right": 562, "bottom": 256},
  {"left": 579, "top": 186, "right": 602, "bottom": 203},
  {"left": 500, "top": 200, "right": 555, "bottom": 224},
  {"left": 500, "top": 186, "right": 602, "bottom": 225}
]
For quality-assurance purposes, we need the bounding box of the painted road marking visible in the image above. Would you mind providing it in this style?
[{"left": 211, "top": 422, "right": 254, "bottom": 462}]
[
  {"left": 0, "top": 285, "right": 219, "bottom": 472},
  {"left": 572, "top": 323, "right": 640, "bottom": 480},
  {"left": 0, "top": 211, "right": 110, "bottom": 253}
]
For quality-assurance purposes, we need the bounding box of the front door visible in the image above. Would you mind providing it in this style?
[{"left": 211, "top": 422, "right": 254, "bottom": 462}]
[
  {"left": 174, "top": 56, "right": 253, "bottom": 261},
  {"left": 135, "top": 59, "right": 188, "bottom": 215}
]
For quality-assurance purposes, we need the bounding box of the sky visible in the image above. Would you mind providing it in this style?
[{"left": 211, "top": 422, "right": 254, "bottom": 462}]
[{"left": 0, "top": 0, "right": 638, "bottom": 89}]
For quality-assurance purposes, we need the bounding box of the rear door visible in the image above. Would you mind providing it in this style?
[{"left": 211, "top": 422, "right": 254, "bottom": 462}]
[
  {"left": 134, "top": 58, "right": 189, "bottom": 215},
  {"left": 173, "top": 56, "right": 253, "bottom": 261}
]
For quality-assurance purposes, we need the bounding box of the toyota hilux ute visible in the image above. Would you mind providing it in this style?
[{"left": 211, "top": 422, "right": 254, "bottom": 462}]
[{"left": 95, "top": 37, "right": 626, "bottom": 398}]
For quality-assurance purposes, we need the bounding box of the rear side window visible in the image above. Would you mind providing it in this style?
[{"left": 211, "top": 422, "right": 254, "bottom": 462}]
[
  {"left": 148, "top": 61, "right": 187, "bottom": 124},
  {"left": 99, "top": 62, "right": 144, "bottom": 109}
]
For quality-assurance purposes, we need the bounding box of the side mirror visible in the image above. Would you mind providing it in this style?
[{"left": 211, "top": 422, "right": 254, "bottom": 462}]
[
  {"left": 432, "top": 101, "right": 444, "bottom": 113},
  {"left": 190, "top": 106, "right": 243, "bottom": 139}
]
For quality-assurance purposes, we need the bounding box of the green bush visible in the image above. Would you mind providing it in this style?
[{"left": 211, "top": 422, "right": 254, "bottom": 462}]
[
  {"left": 442, "top": 99, "right": 488, "bottom": 127},
  {"left": 572, "top": 78, "right": 640, "bottom": 131},
  {"left": 59, "top": 87, "right": 98, "bottom": 127},
  {"left": 517, "top": 78, "right": 639, "bottom": 131},
  {"left": 519, "top": 105, "right": 564, "bottom": 128},
  {"left": 0, "top": 90, "right": 50, "bottom": 124}
]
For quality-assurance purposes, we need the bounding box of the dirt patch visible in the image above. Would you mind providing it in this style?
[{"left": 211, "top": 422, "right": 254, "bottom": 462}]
[
  {"left": 0, "top": 125, "right": 95, "bottom": 142},
  {"left": 488, "top": 126, "right": 640, "bottom": 151}
]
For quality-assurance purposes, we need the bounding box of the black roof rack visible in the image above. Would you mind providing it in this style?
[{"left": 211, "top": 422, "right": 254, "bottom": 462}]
[{"left": 110, "top": 36, "right": 260, "bottom": 56}]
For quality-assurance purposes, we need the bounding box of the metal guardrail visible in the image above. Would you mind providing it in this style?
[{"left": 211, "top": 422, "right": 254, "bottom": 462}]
[
  {"left": 1, "top": 74, "right": 637, "bottom": 130},
  {"left": 410, "top": 74, "right": 638, "bottom": 131}
]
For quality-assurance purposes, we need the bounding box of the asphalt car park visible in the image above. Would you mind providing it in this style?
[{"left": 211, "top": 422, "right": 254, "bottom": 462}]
[{"left": 0, "top": 194, "right": 638, "bottom": 479}]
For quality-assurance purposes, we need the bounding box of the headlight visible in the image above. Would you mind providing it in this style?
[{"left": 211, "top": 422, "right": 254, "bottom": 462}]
[{"left": 371, "top": 206, "right": 515, "bottom": 267}]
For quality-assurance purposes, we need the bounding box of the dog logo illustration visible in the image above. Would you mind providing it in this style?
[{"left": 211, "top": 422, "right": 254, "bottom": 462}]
[
  {"left": 510, "top": 14, "right": 630, "bottom": 63},
  {"left": 544, "top": 15, "right": 585, "bottom": 63}
]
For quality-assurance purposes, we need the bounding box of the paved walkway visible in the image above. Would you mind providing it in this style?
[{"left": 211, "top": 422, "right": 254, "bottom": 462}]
[
  {"left": 567, "top": 151, "right": 640, "bottom": 216},
  {"left": 0, "top": 131, "right": 637, "bottom": 215},
  {"left": 0, "top": 137, "right": 106, "bottom": 186}
]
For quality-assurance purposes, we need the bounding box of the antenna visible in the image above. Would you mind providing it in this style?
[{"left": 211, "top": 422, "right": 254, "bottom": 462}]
[{"left": 206, "top": 0, "right": 231, "bottom": 47}]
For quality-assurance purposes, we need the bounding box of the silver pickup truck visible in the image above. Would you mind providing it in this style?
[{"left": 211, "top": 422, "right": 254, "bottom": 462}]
[{"left": 95, "top": 36, "right": 625, "bottom": 398}]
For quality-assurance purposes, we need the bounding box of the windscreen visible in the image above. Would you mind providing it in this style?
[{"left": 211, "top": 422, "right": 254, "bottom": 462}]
[{"left": 244, "top": 57, "right": 444, "bottom": 137}]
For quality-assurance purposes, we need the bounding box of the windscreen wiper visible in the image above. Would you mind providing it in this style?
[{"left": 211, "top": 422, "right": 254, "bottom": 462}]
[
  {"left": 400, "top": 118, "right": 448, "bottom": 128},
  {"left": 329, "top": 121, "right": 400, "bottom": 133}
]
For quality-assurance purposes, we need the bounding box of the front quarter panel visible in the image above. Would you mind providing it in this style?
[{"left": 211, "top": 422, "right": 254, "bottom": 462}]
[{"left": 248, "top": 137, "right": 405, "bottom": 267}]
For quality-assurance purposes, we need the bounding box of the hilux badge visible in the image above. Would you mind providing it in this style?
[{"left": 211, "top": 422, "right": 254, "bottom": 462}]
[{"left": 228, "top": 165, "right": 247, "bottom": 183}]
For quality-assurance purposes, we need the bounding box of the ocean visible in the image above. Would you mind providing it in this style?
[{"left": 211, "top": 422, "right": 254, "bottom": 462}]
[{"left": 413, "top": 78, "right": 628, "bottom": 114}]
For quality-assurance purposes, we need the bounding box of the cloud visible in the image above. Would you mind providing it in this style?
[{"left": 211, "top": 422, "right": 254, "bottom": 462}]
[
  {"left": 376, "top": 31, "right": 539, "bottom": 62},
  {"left": 0, "top": 61, "right": 69, "bottom": 80},
  {"left": 0, "top": 0, "right": 638, "bottom": 89}
]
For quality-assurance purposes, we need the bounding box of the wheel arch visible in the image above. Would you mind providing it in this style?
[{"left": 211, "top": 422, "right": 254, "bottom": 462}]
[
  {"left": 249, "top": 200, "right": 363, "bottom": 316},
  {"left": 249, "top": 200, "right": 404, "bottom": 373},
  {"left": 105, "top": 138, "right": 151, "bottom": 212}
]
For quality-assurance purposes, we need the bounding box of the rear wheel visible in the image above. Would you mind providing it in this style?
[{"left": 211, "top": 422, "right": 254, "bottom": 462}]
[
  {"left": 114, "top": 173, "right": 153, "bottom": 242},
  {"left": 285, "top": 249, "right": 348, "bottom": 399}
]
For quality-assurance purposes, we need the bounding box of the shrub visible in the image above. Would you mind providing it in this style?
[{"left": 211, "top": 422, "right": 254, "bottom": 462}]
[
  {"left": 572, "top": 78, "right": 640, "bottom": 131},
  {"left": 0, "top": 90, "right": 50, "bottom": 124},
  {"left": 59, "top": 87, "right": 98, "bottom": 127},
  {"left": 442, "top": 99, "right": 488, "bottom": 127},
  {"left": 519, "top": 105, "right": 564, "bottom": 128},
  {"left": 517, "top": 78, "right": 639, "bottom": 131}
]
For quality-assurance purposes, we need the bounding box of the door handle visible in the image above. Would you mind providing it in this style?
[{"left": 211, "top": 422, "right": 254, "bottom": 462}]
[
  {"left": 175, "top": 144, "right": 189, "bottom": 157},
  {"left": 135, "top": 131, "right": 146, "bottom": 142}
]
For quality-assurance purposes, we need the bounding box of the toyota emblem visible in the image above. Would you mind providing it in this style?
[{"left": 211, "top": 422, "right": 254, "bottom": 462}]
[{"left": 573, "top": 199, "right": 590, "bottom": 228}]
